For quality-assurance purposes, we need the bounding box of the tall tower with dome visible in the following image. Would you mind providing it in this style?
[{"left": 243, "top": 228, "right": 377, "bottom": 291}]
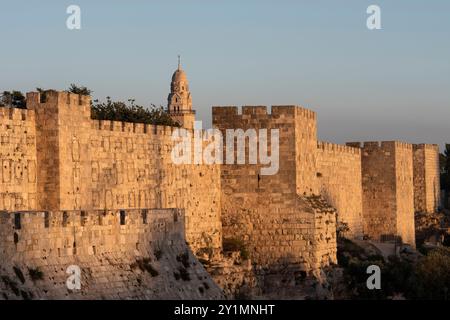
[{"left": 167, "top": 56, "right": 196, "bottom": 129}]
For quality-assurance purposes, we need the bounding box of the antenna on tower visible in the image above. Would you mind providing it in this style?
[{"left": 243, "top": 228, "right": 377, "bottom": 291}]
[{"left": 177, "top": 55, "right": 181, "bottom": 70}]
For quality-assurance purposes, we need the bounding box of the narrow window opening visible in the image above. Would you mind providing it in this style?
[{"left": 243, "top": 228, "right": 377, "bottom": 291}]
[
  {"left": 120, "top": 210, "right": 126, "bottom": 225},
  {"left": 142, "top": 209, "right": 148, "bottom": 224},
  {"left": 14, "top": 213, "right": 21, "bottom": 230},
  {"left": 44, "top": 211, "right": 50, "bottom": 228},
  {"left": 62, "top": 211, "right": 68, "bottom": 227}
]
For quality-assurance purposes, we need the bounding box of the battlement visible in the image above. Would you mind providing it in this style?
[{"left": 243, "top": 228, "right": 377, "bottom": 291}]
[
  {"left": 0, "top": 106, "right": 35, "bottom": 122},
  {"left": 26, "top": 90, "right": 91, "bottom": 108},
  {"left": 346, "top": 141, "right": 412, "bottom": 151},
  {"left": 317, "top": 141, "right": 361, "bottom": 155},
  {"left": 212, "top": 105, "right": 316, "bottom": 119},
  {"left": 91, "top": 119, "right": 179, "bottom": 136},
  {"left": 413, "top": 143, "right": 440, "bottom": 152}
]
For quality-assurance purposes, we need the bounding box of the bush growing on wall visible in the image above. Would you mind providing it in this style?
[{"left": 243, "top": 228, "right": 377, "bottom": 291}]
[{"left": 68, "top": 84, "right": 180, "bottom": 127}]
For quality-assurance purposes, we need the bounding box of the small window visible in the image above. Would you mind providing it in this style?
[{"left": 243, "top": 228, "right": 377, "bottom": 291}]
[
  {"left": 81, "top": 211, "right": 87, "bottom": 226},
  {"left": 120, "top": 210, "right": 126, "bottom": 225},
  {"left": 142, "top": 209, "right": 148, "bottom": 224},
  {"left": 62, "top": 211, "right": 69, "bottom": 227},
  {"left": 44, "top": 211, "right": 50, "bottom": 228},
  {"left": 14, "top": 213, "right": 21, "bottom": 230}
]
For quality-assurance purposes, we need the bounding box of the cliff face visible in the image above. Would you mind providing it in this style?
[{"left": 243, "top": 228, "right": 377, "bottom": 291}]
[{"left": 0, "top": 209, "right": 224, "bottom": 300}]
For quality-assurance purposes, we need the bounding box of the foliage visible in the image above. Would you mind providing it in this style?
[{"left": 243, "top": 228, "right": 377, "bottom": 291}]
[
  {"left": 414, "top": 247, "right": 450, "bottom": 299},
  {"left": 338, "top": 238, "right": 450, "bottom": 300},
  {"left": 28, "top": 267, "right": 44, "bottom": 281},
  {"left": 336, "top": 221, "right": 350, "bottom": 239},
  {"left": 1, "top": 85, "right": 179, "bottom": 128},
  {"left": 91, "top": 97, "right": 180, "bottom": 127},
  {"left": 68, "top": 84, "right": 92, "bottom": 96},
  {"left": 223, "top": 238, "right": 250, "bottom": 260},
  {"left": 0, "top": 91, "right": 26, "bottom": 108}
]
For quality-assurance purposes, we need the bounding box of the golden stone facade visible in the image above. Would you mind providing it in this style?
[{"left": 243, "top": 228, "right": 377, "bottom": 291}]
[{"left": 0, "top": 68, "right": 441, "bottom": 298}]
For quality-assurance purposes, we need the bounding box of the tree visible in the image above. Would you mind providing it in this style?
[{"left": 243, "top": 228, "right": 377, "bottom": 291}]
[
  {"left": 68, "top": 84, "right": 92, "bottom": 96},
  {"left": 415, "top": 247, "right": 450, "bottom": 299},
  {"left": 0, "top": 90, "right": 26, "bottom": 108},
  {"left": 91, "top": 97, "right": 180, "bottom": 127}
]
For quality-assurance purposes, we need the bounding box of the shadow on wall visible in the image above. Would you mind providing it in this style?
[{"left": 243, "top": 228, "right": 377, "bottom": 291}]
[{"left": 0, "top": 209, "right": 224, "bottom": 300}]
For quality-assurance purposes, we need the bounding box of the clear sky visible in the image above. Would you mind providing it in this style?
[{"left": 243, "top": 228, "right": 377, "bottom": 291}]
[{"left": 1, "top": 1, "right": 449, "bottom": 149}]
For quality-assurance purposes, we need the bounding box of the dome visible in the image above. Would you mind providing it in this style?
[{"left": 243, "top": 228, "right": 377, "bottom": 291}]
[{"left": 172, "top": 68, "right": 187, "bottom": 82}]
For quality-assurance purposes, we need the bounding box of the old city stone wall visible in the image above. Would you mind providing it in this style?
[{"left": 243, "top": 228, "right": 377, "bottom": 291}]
[
  {"left": 413, "top": 144, "right": 440, "bottom": 213},
  {"left": 0, "top": 209, "right": 223, "bottom": 300},
  {"left": 316, "top": 142, "right": 363, "bottom": 239},
  {"left": 0, "top": 88, "right": 442, "bottom": 299},
  {"left": 24, "top": 91, "right": 222, "bottom": 257},
  {"left": 213, "top": 106, "right": 337, "bottom": 275},
  {"left": 0, "top": 108, "right": 37, "bottom": 210},
  {"left": 87, "top": 121, "right": 222, "bottom": 256}
]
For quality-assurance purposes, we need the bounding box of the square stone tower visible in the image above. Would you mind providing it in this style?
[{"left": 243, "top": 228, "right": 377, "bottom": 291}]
[
  {"left": 413, "top": 144, "right": 440, "bottom": 213},
  {"left": 26, "top": 90, "right": 92, "bottom": 211},
  {"left": 347, "top": 141, "right": 415, "bottom": 247},
  {"left": 213, "top": 106, "right": 336, "bottom": 273}
]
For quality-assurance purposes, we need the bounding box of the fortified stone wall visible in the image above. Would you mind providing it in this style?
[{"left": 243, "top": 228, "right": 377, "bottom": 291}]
[
  {"left": 213, "top": 106, "right": 337, "bottom": 275},
  {"left": 25, "top": 91, "right": 222, "bottom": 256},
  {"left": 0, "top": 88, "right": 441, "bottom": 299},
  {"left": 0, "top": 209, "right": 223, "bottom": 300},
  {"left": 316, "top": 141, "right": 363, "bottom": 239},
  {"left": 347, "top": 141, "right": 415, "bottom": 246},
  {"left": 88, "top": 120, "right": 222, "bottom": 255},
  {"left": 0, "top": 107, "right": 37, "bottom": 211},
  {"left": 413, "top": 144, "right": 440, "bottom": 213}
]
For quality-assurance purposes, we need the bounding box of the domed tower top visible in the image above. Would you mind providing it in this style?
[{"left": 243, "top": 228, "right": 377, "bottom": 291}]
[
  {"left": 167, "top": 56, "right": 195, "bottom": 129},
  {"left": 171, "top": 59, "right": 187, "bottom": 82}
]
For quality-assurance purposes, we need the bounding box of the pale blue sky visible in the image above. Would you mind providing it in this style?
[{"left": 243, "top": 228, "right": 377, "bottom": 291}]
[{"left": 1, "top": 1, "right": 449, "bottom": 148}]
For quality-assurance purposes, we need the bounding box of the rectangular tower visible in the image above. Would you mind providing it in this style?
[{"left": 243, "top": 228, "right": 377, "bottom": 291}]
[
  {"left": 413, "top": 144, "right": 440, "bottom": 213},
  {"left": 26, "top": 90, "right": 92, "bottom": 210},
  {"left": 347, "top": 141, "right": 415, "bottom": 247},
  {"left": 213, "top": 105, "right": 336, "bottom": 273}
]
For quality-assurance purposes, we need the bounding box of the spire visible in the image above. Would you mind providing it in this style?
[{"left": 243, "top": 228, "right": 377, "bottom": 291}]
[{"left": 177, "top": 55, "right": 181, "bottom": 70}]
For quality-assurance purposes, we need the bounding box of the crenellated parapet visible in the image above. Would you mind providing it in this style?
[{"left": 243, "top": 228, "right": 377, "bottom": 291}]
[
  {"left": 212, "top": 105, "right": 316, "bottom": 120},
  {"left": 91, "top": 119, "right": 177, "bottom": 136},
  {"left": 347, "top": 140, "right": 412, "bottom": 151},
  {"left": 0, "top": 106, "right": 35, "bottom": 122},
  {"left": 26, "top": 90, "right": 91, "bottom": 109},
  {"left": 317, "top": 141, "right": 361, "bottom": 155},
  {"left": 413, "top": 143, "right": 440, "bottom": 152}
]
